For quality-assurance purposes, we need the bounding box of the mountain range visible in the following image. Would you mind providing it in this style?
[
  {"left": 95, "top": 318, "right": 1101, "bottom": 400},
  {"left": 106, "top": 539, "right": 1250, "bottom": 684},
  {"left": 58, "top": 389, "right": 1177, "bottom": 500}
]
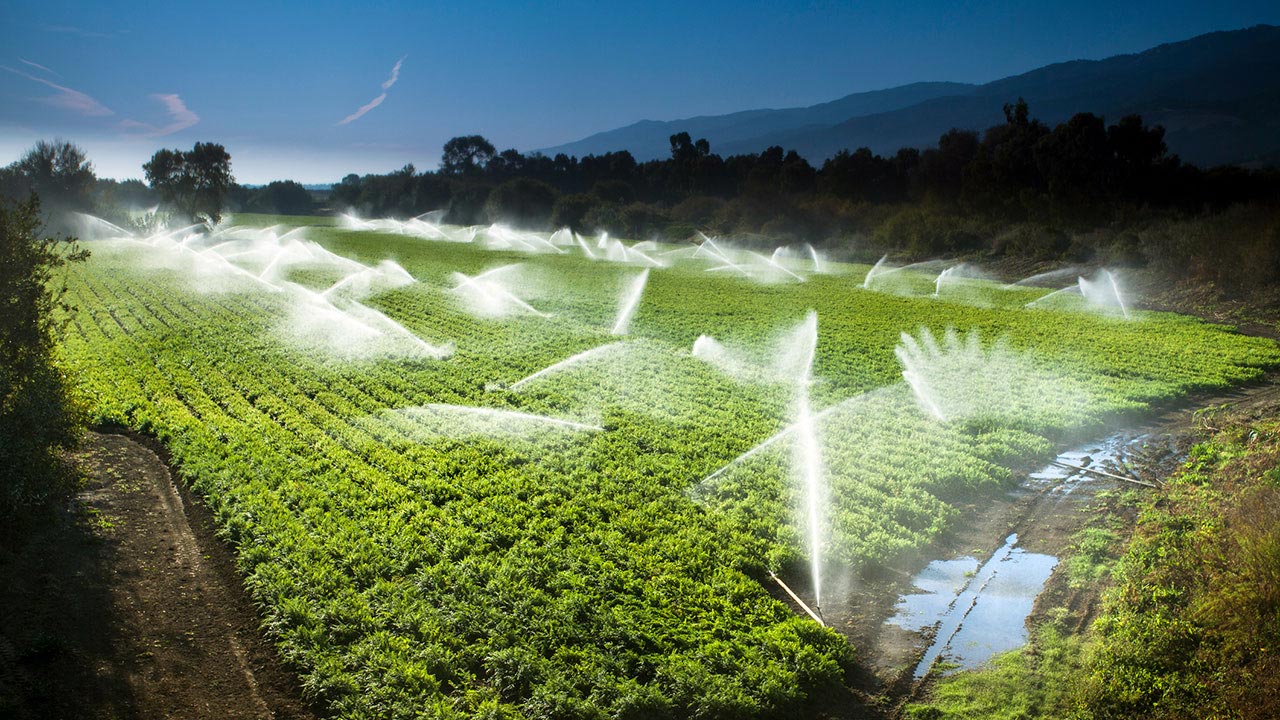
[{"left": 539, "top": 25, "right": 1280, "bottom": 168}]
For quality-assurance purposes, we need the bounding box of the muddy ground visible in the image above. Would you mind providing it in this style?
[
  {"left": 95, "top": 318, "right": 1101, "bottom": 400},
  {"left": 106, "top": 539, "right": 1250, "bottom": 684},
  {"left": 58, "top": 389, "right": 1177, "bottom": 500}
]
[
  {"left": 772, "top": 373, "right": 1280, "bottom": 717},
  {"left": 0, "top": 432, "right": 316, "bottom": 720}
]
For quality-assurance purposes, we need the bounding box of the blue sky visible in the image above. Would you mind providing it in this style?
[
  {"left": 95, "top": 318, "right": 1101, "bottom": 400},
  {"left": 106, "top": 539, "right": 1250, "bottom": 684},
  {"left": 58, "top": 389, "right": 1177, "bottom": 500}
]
[{"left": 2, "top": 1, "right": 1278, "bottom": 183}]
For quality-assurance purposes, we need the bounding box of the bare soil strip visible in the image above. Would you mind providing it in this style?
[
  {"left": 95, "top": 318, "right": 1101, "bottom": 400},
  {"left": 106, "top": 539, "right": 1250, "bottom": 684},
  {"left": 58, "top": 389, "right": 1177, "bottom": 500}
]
[{"left": 0, "top": 431, "right": 315, "bottom": 720}]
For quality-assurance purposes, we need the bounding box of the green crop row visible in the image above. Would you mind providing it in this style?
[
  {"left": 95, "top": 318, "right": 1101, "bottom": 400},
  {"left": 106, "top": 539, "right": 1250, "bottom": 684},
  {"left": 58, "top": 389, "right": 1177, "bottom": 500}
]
[{"left": 56, "top": 227, "right": 1280, "bottom": 718}]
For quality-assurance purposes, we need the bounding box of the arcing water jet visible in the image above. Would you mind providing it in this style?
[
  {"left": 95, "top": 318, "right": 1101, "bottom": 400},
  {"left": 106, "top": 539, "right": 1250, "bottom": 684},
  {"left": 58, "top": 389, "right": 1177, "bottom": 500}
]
[
  {"left": 508, "top": 342, "right": 629, "bottom": 390},
  {"left": 786, "top": 311, "right": 825, "bottom": 611},
  {"left": 611, "top": 269, "right": 649, "bottom": 335}
]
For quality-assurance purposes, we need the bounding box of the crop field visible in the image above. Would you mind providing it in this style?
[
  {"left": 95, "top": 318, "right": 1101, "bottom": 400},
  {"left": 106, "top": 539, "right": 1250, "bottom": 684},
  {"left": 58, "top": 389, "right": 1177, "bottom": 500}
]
[{"left": 58, "top": 215, "right": 1280, "bottom": 718}]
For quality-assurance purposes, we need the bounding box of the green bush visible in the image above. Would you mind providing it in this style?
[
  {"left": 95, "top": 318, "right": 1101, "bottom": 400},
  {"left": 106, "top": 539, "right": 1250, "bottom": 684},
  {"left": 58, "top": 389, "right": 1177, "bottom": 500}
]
[{"left": 0, "top": 195, "right": 87, "bottom": 523}]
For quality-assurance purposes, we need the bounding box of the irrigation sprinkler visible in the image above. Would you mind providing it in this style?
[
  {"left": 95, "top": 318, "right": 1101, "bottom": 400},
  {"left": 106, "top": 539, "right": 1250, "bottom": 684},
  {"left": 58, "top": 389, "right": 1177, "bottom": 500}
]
[{"left": 768, "top": 570, "right": 824, "bottom": 626}]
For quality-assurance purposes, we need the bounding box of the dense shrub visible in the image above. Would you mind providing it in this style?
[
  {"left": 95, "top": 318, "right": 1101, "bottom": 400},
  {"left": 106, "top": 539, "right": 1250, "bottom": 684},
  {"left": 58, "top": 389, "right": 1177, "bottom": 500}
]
[{"left": 0, "top": 196, "right": 87, "bottom": 523}]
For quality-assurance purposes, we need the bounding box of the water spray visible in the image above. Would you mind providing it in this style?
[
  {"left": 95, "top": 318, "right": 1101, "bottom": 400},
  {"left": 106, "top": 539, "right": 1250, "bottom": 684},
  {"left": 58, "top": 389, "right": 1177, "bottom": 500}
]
[
  {"left": 790, "top": 311, "right": 825, "bottom": 611},
  {"left": 611, "top": 269, "right": 649, "bottom": 335}
]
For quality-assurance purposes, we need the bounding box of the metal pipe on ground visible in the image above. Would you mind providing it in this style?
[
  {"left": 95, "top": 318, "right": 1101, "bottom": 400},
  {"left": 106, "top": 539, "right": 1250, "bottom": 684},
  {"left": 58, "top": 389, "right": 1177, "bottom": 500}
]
[{"left": 768, "top": 571, "right": 824, "bottom": 626}]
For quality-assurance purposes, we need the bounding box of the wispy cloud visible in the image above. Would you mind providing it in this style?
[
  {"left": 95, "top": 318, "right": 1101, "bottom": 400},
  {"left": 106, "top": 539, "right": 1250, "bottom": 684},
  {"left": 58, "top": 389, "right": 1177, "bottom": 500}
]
[
  {"left": 338, "top": 94, "right": 387, "bottom": 126},
  {"left": 382, "top": 55, "right": 406, "bottom": 90},
  {"left": 1, "top": 65, "right": 113, "bottom": 116},
  {"left": 18, "top": 58, "right": 59, "bottom": 77},
  {"left": 338, "top": 55, "right": 406, "bottom": 126},
  {"left": 41, "top": 24, "right": 116, "bottom": 39},
  {"left": 119, "top": 93, "right": 200, "bottom": 137}
]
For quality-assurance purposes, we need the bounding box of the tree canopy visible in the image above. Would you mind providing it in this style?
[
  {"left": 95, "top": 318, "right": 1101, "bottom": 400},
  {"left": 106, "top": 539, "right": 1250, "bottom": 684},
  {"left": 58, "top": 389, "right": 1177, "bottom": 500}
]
[
  {"left": 440, "top": 135, "right": 496, "bottom": 175},
  {"left": 143, "top": 142, "right": 233, "bottom": 224},
  {"left": 0, "top": 140, "right": 97, "bottom": 228}
]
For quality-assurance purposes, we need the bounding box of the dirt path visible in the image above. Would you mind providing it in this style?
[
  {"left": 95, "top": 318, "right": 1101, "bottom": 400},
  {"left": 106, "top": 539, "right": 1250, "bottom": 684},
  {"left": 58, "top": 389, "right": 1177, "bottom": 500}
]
[{"left": 0, "top": 431, "right": 316, "bottom": 720}]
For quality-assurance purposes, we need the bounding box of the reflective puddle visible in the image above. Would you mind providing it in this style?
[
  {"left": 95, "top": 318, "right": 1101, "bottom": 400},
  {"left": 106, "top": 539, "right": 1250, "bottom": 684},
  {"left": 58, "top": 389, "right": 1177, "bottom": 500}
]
[{"left": 888, "top": 533, "right": 1057, "bottom": 677}]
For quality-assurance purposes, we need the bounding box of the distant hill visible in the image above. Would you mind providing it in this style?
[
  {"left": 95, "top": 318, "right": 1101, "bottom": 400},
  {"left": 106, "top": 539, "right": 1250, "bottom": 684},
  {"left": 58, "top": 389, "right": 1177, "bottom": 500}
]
[
  {"left": 538, "top": 82, "right": 975, "bottom": 161},
  {"left": 542, "top": 25, "right": 1280, "bottom": 168}
]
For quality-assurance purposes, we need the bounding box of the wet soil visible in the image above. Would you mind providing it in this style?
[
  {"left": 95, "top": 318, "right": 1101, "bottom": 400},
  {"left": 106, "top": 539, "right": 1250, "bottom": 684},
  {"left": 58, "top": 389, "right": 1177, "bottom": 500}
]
[
  {"left": 0, "top": 431, "right": 316, "bottom": 720},
  {"left": 768, "top": 371, "right": 1280, "bottom": 717}
]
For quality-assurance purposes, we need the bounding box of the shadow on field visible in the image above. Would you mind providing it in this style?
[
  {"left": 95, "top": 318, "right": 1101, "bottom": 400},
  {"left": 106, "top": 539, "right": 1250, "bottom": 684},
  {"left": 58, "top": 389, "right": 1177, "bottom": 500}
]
[
  {"left": 0, "top": 473, "right": 138, "bottom": 719},
  {"left": 0, "top": 431, "right": 317, "bottom": 720}
]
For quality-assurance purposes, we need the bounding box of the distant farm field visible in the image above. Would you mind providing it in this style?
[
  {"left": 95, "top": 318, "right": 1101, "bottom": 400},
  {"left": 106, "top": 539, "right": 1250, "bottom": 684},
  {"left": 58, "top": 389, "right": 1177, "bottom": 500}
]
[{"left": 59, "top": 214, "right": 1280, "bottom": 718}]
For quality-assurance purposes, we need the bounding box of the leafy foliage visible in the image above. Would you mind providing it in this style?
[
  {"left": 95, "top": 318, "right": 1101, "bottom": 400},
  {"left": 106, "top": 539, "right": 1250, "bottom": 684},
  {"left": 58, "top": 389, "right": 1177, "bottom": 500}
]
[
  {"left": 909, "top": 400, "right": 1280, "bottom": 720},
  {"left": 904, "top": 621, "right": 1088, "bottom": 720},
  {"left": 1083, "top": 406, "right": 1280, "bottom": 719},
  {"left": 0, "top": 196, "right": 88, "bottom": 522},
  {"left": 57, "top": 218, "right": 1279, "bottom": 717},
  {"left": 143, "top": 142, "right": 234, "bottom": 223}
]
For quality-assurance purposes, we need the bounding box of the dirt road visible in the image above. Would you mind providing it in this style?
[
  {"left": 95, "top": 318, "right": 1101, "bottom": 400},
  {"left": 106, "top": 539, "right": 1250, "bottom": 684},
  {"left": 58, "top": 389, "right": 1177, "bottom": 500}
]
[{"left": 0, "top": 432, "right": 315, "bottom": 720}]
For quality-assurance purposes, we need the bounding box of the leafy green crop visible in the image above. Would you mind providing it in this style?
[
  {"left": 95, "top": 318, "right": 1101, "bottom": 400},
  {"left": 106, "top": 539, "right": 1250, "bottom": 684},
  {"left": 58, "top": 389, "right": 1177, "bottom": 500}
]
[{"left": 57, "top": 221, "right": 1279, "bottom": 718}]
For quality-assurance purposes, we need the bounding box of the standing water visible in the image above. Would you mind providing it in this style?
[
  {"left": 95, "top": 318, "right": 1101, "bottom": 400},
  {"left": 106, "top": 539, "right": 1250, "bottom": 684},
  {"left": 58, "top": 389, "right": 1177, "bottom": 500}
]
[{"left": 888, "top": 533, "right": 1057, "bottom": 678}]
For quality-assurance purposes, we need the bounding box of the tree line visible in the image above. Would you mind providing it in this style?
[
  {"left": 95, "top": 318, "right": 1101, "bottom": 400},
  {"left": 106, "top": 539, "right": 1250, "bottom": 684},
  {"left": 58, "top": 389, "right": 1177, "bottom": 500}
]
[
  {"left": 334, "top": 100, "right": 1277, "bottom": 240},
  {"left": 0, "top": 140, "right": 314, "bottom": 232},
  {"left": 3, "top": 97, "right": 1278, "bottom": 294}
]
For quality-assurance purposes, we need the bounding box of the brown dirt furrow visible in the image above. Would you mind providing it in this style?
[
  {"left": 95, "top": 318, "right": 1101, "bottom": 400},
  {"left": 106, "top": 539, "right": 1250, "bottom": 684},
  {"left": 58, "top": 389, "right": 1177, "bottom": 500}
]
[{"left": 0, "top": 431, "right": 315, "bottom": 720}]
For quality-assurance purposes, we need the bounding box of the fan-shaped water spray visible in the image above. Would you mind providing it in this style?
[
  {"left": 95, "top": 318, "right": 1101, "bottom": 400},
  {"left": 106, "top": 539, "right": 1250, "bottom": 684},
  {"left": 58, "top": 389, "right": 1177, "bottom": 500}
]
[
  {"left": 1007, "top": 266, "right": 1083, "bottom": 288},
  {"left": 322, "top": 260, "right": 416, "bottom": 300},
  {"left": 789, "top": 311, "right": 825, "bottom": 611},
  {"left": 1078, "top": 270, "right": 1130, "bottom": 319},
  {"left": 1024, "top": 284, "right": 1082, "bottom": 308},
  {"left": 450, "top": 270, "right": 548, "bottom": 318},
  {"left": 397, "top": 404, "right": 602, "bottom": 434},
  {"left": 423, "top": 404, "right": 600, "bottom": 431},
  {"left": 691, "top": 335, "right": 760, "bottom": 380},
  {"left": 933, "top": 266, "right": 956, "bottom": 297},
  {"left": 548, "top": 228, "right": 574, "bottom": 246},
  {"left": 862, "top": 255, "right": 890, "bottom": 288},
  {"left": 611, "top": 269, "right": 650, "bottom": 335},
  {"left": 414, "top": 209, "right": 447, "bottom": 224},
  {"left": 69, "top": 212, "right": 132, "bottom": 240},
  {"left": 748, "top": 251, "right": 805, "bottom": 282},
  {"left": 806, "top": 244, "right": 823, "bottom": 274},
  {"left": 508, "top": 342, "right": 630, "bottom": 390},
  {"left": 895, "top": 331, "right": 947, "bottom": 421},
  {"left": 574, "top": 233, "right": 598, "bottom": 260}
]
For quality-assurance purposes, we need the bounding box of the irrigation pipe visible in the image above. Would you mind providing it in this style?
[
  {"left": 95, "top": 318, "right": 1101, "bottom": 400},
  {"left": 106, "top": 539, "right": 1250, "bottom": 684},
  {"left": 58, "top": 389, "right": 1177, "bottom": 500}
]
[
  {"left": 1048, "top": 460, "right": 1158, "bottom": 488},
  {"left": 768, "top": 571, "right": 824, "bottom": 626}
]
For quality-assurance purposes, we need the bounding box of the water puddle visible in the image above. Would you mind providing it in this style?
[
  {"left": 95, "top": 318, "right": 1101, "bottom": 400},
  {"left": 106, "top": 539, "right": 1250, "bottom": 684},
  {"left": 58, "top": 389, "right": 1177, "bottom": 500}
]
[
  {"left": 1026, "top": 432, "right": 1140, "bottom": 497},
  {"left": 884, "top": 432, "right": 1163, "bottom": 677},
  {"left": 888, "top": 533, "right": 1057, "bottom": 677},
  {"left": 878, "top": 430, "right": 1182, "bottom": 679}
]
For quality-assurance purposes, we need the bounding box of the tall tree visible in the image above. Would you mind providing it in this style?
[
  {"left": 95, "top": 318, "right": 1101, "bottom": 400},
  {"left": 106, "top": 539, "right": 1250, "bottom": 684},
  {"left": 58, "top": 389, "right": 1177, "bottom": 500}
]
[
  {"left": 440, "top": 135, "right": 496, "bottom": 175},
  {"left": 1, "top": 139, "right": 96, "bottom": 217},
  {"left": 247, "top": 180, "right": 315, "bottom": 215},
  {"left": 484, "top": 177, "right": 559, "bottom": 229},
  {"left": 143, "top": 142, "right": 233, "bottom": 223}
]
